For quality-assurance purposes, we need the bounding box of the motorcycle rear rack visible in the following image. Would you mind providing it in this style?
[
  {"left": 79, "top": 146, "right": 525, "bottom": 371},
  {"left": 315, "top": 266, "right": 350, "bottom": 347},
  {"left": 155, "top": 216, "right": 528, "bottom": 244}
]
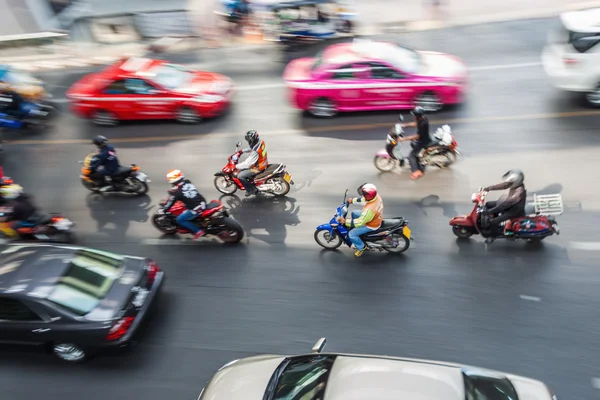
[{"left": 531, "top": 193, "right": 563, "bottom": 216}]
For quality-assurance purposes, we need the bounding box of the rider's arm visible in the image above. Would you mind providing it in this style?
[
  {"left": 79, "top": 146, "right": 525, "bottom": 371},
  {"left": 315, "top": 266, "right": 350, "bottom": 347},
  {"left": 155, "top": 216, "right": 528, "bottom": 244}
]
[
  {"left": 345, "top": 207, "right": 375, "bottom": 228},
  {"left": 485, "top": 182, "right": 511, "bottom": 191},
  {"left": 162, "top": 191, "right": 178, "bottom": 211},
  {"left": 236, "top": 150, "right": 258, "bottom": 170}
]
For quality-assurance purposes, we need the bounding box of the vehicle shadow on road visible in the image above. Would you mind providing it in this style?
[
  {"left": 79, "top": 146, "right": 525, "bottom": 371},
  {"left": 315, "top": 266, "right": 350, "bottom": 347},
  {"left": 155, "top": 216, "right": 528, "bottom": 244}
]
[
  {"left": 86, "top": 193, "right": 153, "bottom": 240},
  {"left": 219, "top": 194, "right": 300, "bottom": 246}
]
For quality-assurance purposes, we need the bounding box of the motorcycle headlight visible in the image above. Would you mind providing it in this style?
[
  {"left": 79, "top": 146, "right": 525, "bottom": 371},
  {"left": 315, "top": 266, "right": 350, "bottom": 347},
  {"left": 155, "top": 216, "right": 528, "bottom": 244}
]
[{"left": 194, "top": 94, "right": 224, "bottom": 103}]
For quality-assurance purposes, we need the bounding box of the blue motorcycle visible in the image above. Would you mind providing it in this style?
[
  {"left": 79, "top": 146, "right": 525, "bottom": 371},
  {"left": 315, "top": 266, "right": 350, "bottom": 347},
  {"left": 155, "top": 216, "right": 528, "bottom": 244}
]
[
  {"left": 0, "top": 101, "right": 54, "bottom": 131},
  {"left": 314, "top": 188, "right": 412, "bottom": 254}
]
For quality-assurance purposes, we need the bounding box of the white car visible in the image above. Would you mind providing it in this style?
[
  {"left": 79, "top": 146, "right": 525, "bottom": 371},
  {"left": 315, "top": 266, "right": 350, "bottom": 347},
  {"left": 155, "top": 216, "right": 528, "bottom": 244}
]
[
  {"left": 197, "top": 338, "right": 558, "bottom": 400},
  {"left": 542, "top": 7, "right": 600, "bottom": 107}
]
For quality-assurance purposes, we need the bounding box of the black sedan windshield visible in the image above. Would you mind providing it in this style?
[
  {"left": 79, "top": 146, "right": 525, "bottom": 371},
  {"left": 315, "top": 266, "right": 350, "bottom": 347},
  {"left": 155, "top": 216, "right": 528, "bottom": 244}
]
[{"left": 269, "top": 355, "right": 336, "bottom": 400}]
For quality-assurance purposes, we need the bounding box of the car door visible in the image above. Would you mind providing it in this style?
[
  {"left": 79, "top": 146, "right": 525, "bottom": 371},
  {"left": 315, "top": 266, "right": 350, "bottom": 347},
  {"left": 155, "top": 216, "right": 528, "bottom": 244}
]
[
  {"left": 100, "top": 79, "right": 136, "bottom": 120},
  {"left": 0, "top": 296, "right": 50, "bottom": 346},
  {"left": 325, "top": 63, "right": 369, "bottom": 109},
  {"left": 365, "top": 62, "right": 412, "bottom": 107},
  {"left": 123, "top": 78, "right": 171, "bottom": 119}
]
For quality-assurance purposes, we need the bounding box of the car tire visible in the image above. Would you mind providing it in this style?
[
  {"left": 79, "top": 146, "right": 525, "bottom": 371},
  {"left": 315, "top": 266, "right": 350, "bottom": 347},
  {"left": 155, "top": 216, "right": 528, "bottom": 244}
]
[
  {"left": 176, "top": 107, "right": 201, "bottom": 124},
  {"left": 52, "top": 343, "right": 89, "bottom": 363},
  {"left": 92, "top": 110, "right": 118, "bottom": 127},
  {"left": 584, "top": 83, "right": 600, "bottom": 108},
  {"left": 415, "top": 91, "right": 443, "bottom": 112},
  {"left": 309, "top": 97, "right": 337, "bottom": 118}
]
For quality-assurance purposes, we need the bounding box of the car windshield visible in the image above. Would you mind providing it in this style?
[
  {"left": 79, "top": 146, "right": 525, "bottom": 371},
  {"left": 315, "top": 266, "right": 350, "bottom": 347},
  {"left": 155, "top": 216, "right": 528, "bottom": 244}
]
[
  {"left": 463, "top": 371, "right": 519, "bottom": 400},
  {"left": 46, "top": 249, "right": 124, "bottom": 316},
  {"left": 147, "top": 64, "right": 192, "bottom": 90},
  {"left": 311, "top": 51, "right": 325, "bottom": 71},
  {"left": 269, "top": 355, "right": 336, "bottom": 400}
]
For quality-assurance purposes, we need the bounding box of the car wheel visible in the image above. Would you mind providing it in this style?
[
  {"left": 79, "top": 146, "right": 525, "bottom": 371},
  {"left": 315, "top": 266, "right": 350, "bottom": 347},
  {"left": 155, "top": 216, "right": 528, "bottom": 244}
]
[
  {"left": 309, "top": 98, "right": 337, "bottom": 118},
  {"left": 585, "top": 83, "right": 600, "bottom": 108},
  {"left": 176, "top": 107, "right": 201, "bottom": 124},
  {"left": 53, "top": 343, "right": 88, "bottom": 363},
  {"left": 92, "top": 110, "right": 118, "bottom": 126},
  {"left": 415, "top": 91, "right": 443, "bottom": 112}
]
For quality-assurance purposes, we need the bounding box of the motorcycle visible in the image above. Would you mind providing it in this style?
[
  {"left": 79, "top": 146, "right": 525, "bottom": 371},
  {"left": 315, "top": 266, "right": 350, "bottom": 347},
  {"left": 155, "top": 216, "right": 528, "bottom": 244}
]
[
  {"left": 214, "top": 142, "right": 294, "bottom": 197},
  {"left": 151, "top": 198, "right": 244, "bottom": 244},
  {"left": 374, "top": 118, "right": 460, "bottom": 172},
  {"left": 79, "top": 153, "right": 150, "bottom": 195},
  {"left": 0, "top": 209, "right": 75, "bottom": 243},
  {"left": 314, "top": 188, "right": 412, "bottom": 254},
  {"left": 449, "top": 188, "right": 563, "bottom": 243},
  {"left": 0, "top": 101, "right": 55, "bottom": 131}
]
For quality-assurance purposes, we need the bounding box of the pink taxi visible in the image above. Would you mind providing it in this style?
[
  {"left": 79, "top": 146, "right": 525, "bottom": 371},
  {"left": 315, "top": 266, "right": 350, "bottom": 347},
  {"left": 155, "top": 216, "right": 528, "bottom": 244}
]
[{"left": 283, "top": 39, "right": 468, "bottom": 117}]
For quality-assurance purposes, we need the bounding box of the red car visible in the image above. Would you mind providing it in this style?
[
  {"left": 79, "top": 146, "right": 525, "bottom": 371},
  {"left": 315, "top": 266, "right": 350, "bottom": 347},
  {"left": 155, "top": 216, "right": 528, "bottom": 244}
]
[{"left": 66, "top": 57, "right": 233, "bottom": 126}]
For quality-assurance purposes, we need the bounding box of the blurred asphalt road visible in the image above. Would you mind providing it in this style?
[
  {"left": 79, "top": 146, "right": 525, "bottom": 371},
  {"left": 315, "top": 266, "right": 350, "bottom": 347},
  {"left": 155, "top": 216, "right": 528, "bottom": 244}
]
[{"left": 1, "top": 18, "right": 600, "bottom": 400}]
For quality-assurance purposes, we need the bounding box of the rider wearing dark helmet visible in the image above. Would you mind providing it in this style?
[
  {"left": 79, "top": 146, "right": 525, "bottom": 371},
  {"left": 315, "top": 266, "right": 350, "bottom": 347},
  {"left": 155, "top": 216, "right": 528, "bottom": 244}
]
[
  {"left": 483, "top": 169, "right": 527, "bottom": 243},
  {"left": 395, "top": 106, "right": 430, "bottom": 180},
  {"left": 89, "top": 135, "right": 121, "bottom": 191},
  {"left": 235, "top": 130, "right": 268, "bottom": 197}
]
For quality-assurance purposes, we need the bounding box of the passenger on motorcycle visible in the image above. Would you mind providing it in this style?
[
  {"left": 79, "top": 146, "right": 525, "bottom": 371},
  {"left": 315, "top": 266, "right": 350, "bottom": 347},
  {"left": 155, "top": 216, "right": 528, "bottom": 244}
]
[
  {"left": 162, "top": 169, "right": 207, "bottom": 239},
  {"left": 90, "top": 135, "right": 121, "bottom": 191},
  {"left": 336, "top": 183, "right": 384, "bottom": 257},
  {"left": 0, "top": 184, "right": 38, "bottom": 238},
  {"left": 395, "top": 106, "right": 430, "bottom": 180},
  {"left": 235, "top": 130, "right": 268, "bottom": 197},
  {"left": 483, "top": 169, "right": 527, "bottom": 243},
  {"left": 0, "top": 83, "right": 25, "bottom": 120}
]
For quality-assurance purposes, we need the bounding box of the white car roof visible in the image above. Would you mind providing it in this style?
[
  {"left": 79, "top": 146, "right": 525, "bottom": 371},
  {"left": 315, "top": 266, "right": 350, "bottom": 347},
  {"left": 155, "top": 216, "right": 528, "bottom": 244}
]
[
  {"left": 324, "top": 356, "right": 465, "bottom": 400},
  {"left": 560, "top": 8, "right": 600, "bottom": 33}
]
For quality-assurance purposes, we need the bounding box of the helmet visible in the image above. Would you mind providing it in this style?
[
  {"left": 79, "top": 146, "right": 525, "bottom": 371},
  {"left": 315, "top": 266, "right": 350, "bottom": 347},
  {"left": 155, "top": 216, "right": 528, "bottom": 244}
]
[
  {"left": 359, "top": 183, "right": 377, "bottom": 201},
  {"left": 166, "top": 169, "right": 184, "bottom": 185},
  {"left": 245, "top": 130, "right": 259, "bottom": 147},
  {"left": 502, "top": 169, "right": 524, "bottom": 188},
  {"left": 411, "top": 106, "right": 425, "bottom": 117},
  {"left": 92, "top": 135, "right": 108, "bottom": 148},
  {"left": 0, "top": 184, "right": 23, "bottom": 200}
]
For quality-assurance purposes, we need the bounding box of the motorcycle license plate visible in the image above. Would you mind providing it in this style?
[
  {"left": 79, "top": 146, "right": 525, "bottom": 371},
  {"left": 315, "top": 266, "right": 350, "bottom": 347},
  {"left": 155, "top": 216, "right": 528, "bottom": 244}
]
[
  {"left": 403, "top": 226, "right": 411, "bottom": 239},
  {"left": 283, "top": 172, "right": 292, "bottom": 183},
  {"left": 136, "top": 172, "right": 148, "bottom": 181},
  {"left": 54, "top": 219, "right": 73, "bottom": 231}
]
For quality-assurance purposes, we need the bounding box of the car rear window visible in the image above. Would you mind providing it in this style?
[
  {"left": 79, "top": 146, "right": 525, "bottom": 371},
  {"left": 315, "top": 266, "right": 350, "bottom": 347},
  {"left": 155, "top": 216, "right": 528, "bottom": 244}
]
[
  {"left": 463, "top": 370, "right": 519, "bottom": 400},
  {"left": 46, "top": 249, "right": 124, "bottom": 316},
  {"left": 570, "top": 31, "right": 600, "bottom": 53}
]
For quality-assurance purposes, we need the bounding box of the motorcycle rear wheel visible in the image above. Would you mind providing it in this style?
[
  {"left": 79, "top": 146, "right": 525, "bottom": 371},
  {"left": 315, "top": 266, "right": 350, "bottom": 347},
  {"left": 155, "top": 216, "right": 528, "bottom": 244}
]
[
  {"left": 152, "top": 214, "right": 178, "bottom": 234},
  {"left": 382, "top": 233, "right": 410, "bottom": 253},
  {"left": 215, "top": 217, "right": 244, "bottom": 243},
  {"left": 314, "top": 230, "right": 343, "bottom": 249},
  {"left": 126, "top": 178, "right": 149, "bottom": 195},
  {"left": 270, "top": 178, "right": 291, "bottom": 197},
  {"left": 214, "top": 176, "right": 238, "bottom": 195},
  {"left": 373, "top": 155, "right": 396, "bottom": 172}
]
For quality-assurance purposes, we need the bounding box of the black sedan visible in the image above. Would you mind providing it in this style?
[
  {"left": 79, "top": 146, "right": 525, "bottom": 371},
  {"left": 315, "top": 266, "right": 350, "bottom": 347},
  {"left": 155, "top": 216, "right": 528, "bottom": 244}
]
[{"left": 0, "top": 244, "right": 164, "bottom": 363}]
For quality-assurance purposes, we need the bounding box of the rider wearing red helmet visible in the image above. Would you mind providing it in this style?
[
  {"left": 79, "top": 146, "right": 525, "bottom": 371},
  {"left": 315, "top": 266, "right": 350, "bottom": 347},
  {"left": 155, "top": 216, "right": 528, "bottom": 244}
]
[{"left": 337, "top": 183, "right": 384, "bottom": 257}]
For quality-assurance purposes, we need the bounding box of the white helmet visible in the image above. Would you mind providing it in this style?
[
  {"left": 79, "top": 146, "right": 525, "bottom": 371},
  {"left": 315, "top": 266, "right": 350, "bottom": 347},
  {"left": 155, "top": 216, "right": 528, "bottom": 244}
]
[
  {"left": 166, "top": 169, "right": 184, "bottom": 185},
  {"left": 0, "top": 184, "right": 23, "bottom": 200}
]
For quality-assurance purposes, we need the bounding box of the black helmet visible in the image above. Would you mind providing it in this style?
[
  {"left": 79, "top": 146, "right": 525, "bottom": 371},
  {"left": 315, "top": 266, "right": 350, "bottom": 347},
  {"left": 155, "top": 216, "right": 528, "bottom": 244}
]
[
  {"left": 502, "top": 169, "right": 525, "bottom": 188},
  {"left": 411, "top": 106, "right": 425, "bottom": 117},
  {"left": 92, "top": 135, "right": 108, "bottom": 148},
  {"left": 245, "top": 130, "right": 259, "bottom": 147}
]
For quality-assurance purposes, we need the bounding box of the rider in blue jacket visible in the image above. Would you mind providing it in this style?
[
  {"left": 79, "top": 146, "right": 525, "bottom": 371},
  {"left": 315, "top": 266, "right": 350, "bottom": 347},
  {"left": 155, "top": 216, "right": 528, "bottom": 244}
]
[{"left": 89, "top": 135, "right": 121, "bottom": 191}]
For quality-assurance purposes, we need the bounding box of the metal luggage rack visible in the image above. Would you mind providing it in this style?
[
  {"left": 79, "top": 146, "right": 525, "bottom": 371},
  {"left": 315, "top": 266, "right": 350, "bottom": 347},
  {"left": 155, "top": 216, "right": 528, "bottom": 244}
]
[{"left": 531, "top": 193, "right": 564, "bottom": 215}]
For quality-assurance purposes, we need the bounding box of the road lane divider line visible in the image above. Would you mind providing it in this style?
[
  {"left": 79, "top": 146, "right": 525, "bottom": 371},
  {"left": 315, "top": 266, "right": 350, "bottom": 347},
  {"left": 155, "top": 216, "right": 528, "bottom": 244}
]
[
  {"left": 519, "top": 295, "right": 541, "bottom": 302},
  {"left": 7, "top": 109, "right": 600, "bottom": 146},
  {"left": 569, "top": 242, "right": 600, "bottom": 251}
]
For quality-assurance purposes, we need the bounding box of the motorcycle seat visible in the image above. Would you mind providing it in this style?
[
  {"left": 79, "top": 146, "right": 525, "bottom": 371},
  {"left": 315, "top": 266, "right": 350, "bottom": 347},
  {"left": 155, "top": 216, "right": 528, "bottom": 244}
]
[
  {"left": 199, "top": 200, "right": 223, "bottom": 217},
  {"left": 363, "top": 218, "right": 404, "bottom": 234},
  {"left": 114, "top": 166, "right": 133, "bottom": 177},
  {"left": 26, "top": 212, "right": 52, "bottom": 225},
  {"left": 254, "top": 164, "right": 282, "bottom": 179},
  {"left": 205, "top": 200, "right": 222, "bottom": 210}
]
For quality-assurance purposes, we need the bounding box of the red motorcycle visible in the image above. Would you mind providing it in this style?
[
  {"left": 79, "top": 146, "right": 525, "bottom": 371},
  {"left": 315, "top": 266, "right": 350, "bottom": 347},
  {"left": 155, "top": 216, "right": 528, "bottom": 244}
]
[
  {"left": 449, "top": 188, "right": 562, "bottom": 243},
  {"left": 151, "top": 199, "right": 244, "bottom": 243},
  {"left": 213, "top": 143, "right": 294, "bottom": 197}
]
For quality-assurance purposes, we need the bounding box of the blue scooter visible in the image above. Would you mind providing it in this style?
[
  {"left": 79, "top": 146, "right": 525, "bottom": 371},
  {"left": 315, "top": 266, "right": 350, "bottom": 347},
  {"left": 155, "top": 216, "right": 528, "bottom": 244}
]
[
  {"left": 314, "top": 187, "right": 412, "bottom": 254},
  {"left": 0, "top": 101, "right": 54, "bottom": 131}
]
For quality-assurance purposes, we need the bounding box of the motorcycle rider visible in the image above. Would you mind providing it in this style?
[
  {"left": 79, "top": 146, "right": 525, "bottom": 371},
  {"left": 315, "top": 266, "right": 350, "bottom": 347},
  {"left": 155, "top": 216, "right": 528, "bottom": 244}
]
[
  {"left": 235, "top": 130, "right": 268, "bottom": 197},
  {"left": 161, "top": 169, "right": 207, "bottom": 239},
  {"left": 89, "top": 135, "right": 121, "bottom": 191},
  {"left": 0, "top": 184, "right": 38, "bottom": 238},
  {"left": 483, "top": 169, "right": 527, "bottom": 243},
  {"left": 336, "top": 183, "right": 384, "bottom": 257},
  {"left": 0, "top": 82, "right": 25, "bottom": 120},
  {"left": 396, "top": 106, "right": 430, "bottom": 180}
]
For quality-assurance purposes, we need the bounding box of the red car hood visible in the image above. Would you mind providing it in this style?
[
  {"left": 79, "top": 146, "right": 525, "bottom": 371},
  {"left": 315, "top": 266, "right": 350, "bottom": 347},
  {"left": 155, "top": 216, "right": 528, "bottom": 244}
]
[{"left": 172, "top": 72, "right": 232, "bottom": 95}]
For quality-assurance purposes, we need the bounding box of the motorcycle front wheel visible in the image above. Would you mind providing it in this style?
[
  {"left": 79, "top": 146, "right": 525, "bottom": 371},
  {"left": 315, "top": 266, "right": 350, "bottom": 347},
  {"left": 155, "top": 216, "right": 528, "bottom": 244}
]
[
  {"left": 214, "top": 176, "right": 238, "bottom": 195},
  {"left": 81, "top": 178, "right": 98, "bottom": 192},
  {"left": 151, "top": 214, "right": 178, "bottom": 234},
  {"left": 314, "top": 230, "right": 343, "bottom": 249},
  {"left": 452, "top": 225, "right": 474, "bottom": 239},
  {"left": 127, "top": 178, "right": 149, "bottom": 195},
  {"left": 373, "top": 155, "right": 396, "bottom": 172}
]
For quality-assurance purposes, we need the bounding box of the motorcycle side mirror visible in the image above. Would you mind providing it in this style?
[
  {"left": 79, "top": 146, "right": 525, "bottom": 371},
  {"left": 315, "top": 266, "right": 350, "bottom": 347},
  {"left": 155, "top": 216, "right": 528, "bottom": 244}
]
[
  {"left": 236, "top": 141, "right": 242, "bottom": 148},
  {"left": 344, "top": 189, "right": 348, "bottom": 201},
  {"left": 478, "top": 186, "right": 483, "bottom": 192}
]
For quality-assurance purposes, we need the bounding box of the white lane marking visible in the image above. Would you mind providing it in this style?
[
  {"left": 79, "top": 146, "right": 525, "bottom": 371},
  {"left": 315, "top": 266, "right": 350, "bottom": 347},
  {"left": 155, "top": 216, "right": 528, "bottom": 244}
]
[
  {"left": 235, "top": 83, "right": 285, "bottom": 92},
  {"left": 519, "top": 295, "right": 541, "bottom": 302},
  {"left": 468, "top": 62, "right": 541, "bottom": 71},
  {"left": 592, "top": 377, "right": 600, "bottom": 389},
  {"left": 570, "top": 242, "right": 600, "bottom": 251},
  {"left": 52, "top": 98, "right": 70, "bottom": 104}
]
